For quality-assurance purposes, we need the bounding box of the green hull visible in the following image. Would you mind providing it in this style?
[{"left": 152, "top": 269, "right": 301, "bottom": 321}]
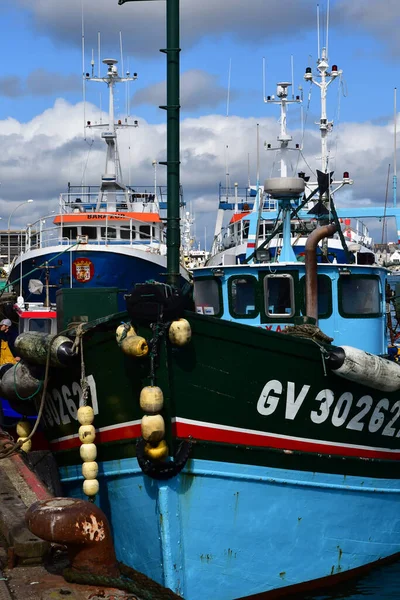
[{"left": 40, "top": 310, "right": 400, "bottom": 478}]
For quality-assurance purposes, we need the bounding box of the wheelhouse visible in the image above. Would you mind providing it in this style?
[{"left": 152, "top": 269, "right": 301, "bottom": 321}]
[{"left": 192, "top": 263, "right": 387, "bottom": 355}]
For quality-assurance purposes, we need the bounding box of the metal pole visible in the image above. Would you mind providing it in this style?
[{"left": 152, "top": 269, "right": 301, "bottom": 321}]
[
  {"left": 118, "top": 0, "right": 181, "bottom": 288},
  {"left": 163, "top": 0, "right": 180, "bottom": 287}
]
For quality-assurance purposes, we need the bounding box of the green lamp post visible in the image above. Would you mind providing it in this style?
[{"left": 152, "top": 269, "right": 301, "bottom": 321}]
[{"left": 118, "top": 0, "right": 181, "bottom": 288}]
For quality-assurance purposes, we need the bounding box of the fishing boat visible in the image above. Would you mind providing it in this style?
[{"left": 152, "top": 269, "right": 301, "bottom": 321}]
[
  {"left": 10, "top": 56, "right": 188, "bottom": 309},
  {"left": 209, "top": 73, "right": 374, "bottom": 268},
  {"left": 5, "top": 12, "right": 400, "bottom": 600}
]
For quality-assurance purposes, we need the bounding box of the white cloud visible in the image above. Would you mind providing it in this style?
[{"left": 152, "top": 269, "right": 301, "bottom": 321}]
[
  {"left": 9, "top": 0, "right": 314, "bottom": 55},
  {"left": 0, "top": 96, "right": 397, "bottom": 245},
  {"left": 0, "top": 70, "right": 80, "bottom": 98},
  {"left": 334, "top": 0, "right": 400, "bottom": 56},
  {"left": 132, "top": 69, "right": 235, "bottom": 111}
]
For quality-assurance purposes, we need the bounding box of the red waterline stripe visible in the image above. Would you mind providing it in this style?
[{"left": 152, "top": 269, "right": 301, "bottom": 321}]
[
  {"left": 50, "top": 423, "right": 141, "bottom": 452},
  {"left": 173, "top": 421, "right": 400, "bottom": 461},
  {"left": 50, "top": 419, "right": 400, "bottom": 461}
]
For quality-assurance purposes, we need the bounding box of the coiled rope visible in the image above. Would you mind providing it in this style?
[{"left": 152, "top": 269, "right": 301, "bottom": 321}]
[{"left": 64, "top": 561, "right": 183, "bottom": 600}]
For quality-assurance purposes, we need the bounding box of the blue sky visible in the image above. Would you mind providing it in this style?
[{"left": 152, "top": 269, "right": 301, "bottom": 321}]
[{"left": 0, "top": 0, "right": 399, "bottom": 244}]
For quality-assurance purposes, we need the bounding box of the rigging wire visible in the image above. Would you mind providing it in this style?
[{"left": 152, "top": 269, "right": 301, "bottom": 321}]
[
  {"left": 295, "top": 84, "right": 312, "bottom": 173},
  {"left": 382, "top": 163, "right": 391, "bottom": 245}
]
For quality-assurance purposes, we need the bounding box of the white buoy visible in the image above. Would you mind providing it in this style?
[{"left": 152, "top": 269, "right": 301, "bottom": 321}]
[
  {"left": 82, "top": 461, "right": 99, "bottom": 480},
  {"left": 16, "top": 420, "right": 31, "bottom": 437},
  {"left": 80, "top": 443, "right": 97, "bottom": 462},
  {"left": 77, "top": 406, "right": 95, "bottom": 425},
  {"left": 17, "top": 437, "right": 32, "bottom": 453},
  {"left": 79, "top": 424, "right": 96, "bottom": 444},
  {"left": 83, "top": 479, "right": 100, "bottom": 497},
  {"left": 139, "top": 386, "right": 164, "bottom": 413},
  {"left": 168, "top": 318, "right": 192, "bottom": 346},
  {"left": 141, "top": 414, "right": 165, "bottom": 443},
  {"left": 327, "top": 345, "right": 400, "bottom": 392}
]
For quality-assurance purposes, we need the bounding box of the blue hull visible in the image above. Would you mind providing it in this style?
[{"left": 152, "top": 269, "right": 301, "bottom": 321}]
[
  {"left": 60, "top": 457, "right": 400, "bottom": 599},
  {"left": 12, "top": 249, "right": 171, "bottom": 309}
]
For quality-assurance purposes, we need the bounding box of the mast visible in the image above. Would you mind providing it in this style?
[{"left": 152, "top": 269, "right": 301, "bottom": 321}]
[
  {"left": 264, "top": 82, "right": 302, "bottom": 176},
  {"left": 304, "top": 48, "right": 341, "bottom": 174},
  {"left": 85, "top": 58, "right": 138, "bottom": 210}
]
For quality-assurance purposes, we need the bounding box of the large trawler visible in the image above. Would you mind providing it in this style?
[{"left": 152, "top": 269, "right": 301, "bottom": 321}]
[{"left": 10, "top": 57, "right": 188, "bottom": 309}]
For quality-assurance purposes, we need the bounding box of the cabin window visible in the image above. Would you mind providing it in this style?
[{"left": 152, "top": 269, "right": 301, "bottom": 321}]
[
  {"left": 63, "top": 227, "right": 77, "bottom": 241},
  {"left": 28, "top": 319, "right": 53, "bottom": 334},
  {"left": 300, "top": 275, "right": 332, "bottom": 319},
  {"left": 339, "top": 275, "right": 381, "bottom": 317},
  {"left": 101, "top": 227, "right": 117, "bottom": 239},
  {"left": 264, "top": 274, "right": 294, "bottom": 317},
  {"left": 242, "top": 220, "right": 250, "bottom": 240},
  {"left": 120, "top": 226, "right": 134, "bottom": 240},
  {"left": 81, "top": 227, "right": 97, "bottom": 240},
  {"left": 229, "top": 276, "right": 258, "bottom": 318},
  {"left": 139, "top": 225, "right": 155, "bottom": 240},
  {"left": 193, "top": 278, "right": 221, "bottom": 317}
]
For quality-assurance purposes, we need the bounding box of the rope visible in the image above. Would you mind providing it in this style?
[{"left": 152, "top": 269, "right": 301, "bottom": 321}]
[
  {"left": 148, "top": 321, "right": 170, "bottom": 387},
  {"left": 0, "top": 333, "right": 54, "bottom": 459},
  {"left": 0, "top": 241, "right": 80, "bottom": 304},
  {"left": 283, "top": 323, "right": 333, "bottom": 344},
  {"left": 63, "top": 560, "right": 183, "bottom": 600},
  {"left": 12, "top": 361, "right": 43, "bottom": 400}
]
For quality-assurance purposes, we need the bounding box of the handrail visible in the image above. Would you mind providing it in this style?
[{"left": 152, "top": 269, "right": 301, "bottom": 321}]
[{"left": 22, "top": 215, "right": 165, "bottom": 253}]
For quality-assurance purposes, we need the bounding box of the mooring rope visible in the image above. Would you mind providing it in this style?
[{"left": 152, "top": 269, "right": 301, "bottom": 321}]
[{"left": 63, "top": 560, "right": 184, "bottom": 600}]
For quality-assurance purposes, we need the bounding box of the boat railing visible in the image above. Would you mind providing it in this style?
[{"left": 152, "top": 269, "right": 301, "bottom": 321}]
[
  {"left": 62, "top": 184, "right": 184, "bottom": 212},
  {"left": 23, "top": 214, "right": 166, "bottom": 253}
]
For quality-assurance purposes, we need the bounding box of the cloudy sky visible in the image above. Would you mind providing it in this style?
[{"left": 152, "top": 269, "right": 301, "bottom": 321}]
[{"left": 0, "top": 0, "right": 399, "bottom": 244}]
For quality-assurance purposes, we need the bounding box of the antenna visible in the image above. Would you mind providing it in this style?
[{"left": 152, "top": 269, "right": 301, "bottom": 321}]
[
  {"left": 226, "top": 58, "right": 232, "bottom": 117},
  {"left": 225, "top": 145, "right": 230, "bottom": 200},
  {"left": 256, "top": 123, "right": 260, "bottom": 187},
  {"left": 317, "top": 4, "right": 320, "bottom": 59},
  {"left": 291, "top": 55, "right": 294, "bottom": 99},
  {"left": 119, "top": 31, "right": 124, "bottom": 77},
  {"left": 91, "top": 48, "right": 95, "bottom": 77},
  {"left": 326, "top": 0, "right": 330, "bottom": 59},
  {"left": 394, "top": 87, "right": 397, "bottom": 208},
  {"left": 98, "top": 32, "right": 101, "bottom": 77},
  {"left": 262, "top": 57, "right": 267, "bottom": 102},
  {"left": 81, "top": 0, "right": 86, "bottom": 140}
]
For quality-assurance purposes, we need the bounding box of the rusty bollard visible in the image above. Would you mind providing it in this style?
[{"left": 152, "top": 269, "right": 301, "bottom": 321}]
[{"left": 26, "top": 497, "right": 120, "bottom": 578}]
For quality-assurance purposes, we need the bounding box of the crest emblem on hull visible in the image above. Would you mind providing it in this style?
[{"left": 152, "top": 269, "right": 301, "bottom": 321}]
[{"left": 72, "top": 258, "right": 94, "bottom": 283}]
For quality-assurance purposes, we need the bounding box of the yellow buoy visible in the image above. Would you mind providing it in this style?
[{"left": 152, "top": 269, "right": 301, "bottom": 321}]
[
  {"left": 139, "top": 386, "right": 164, "bottom": 413},
  {"left": 116, "top": 323, "right": 136, "bottom": 345},
  {"left": 144, "top": 439, "right": 169, "bottom": 461},
  {"left": 83, "top": 479, "right": 100, "bottom": 497},
  {"left": 16, "top": 420, "right": 31, "bottom": 437},
  {"left": 168, "top": 318, "right": 192, "bottom": 346},
  {"left": 18, "top": 437, "right": 32, "bottom": 453},
  {"left": 82, "top": 461, "right": 99, "bottom": 480},
  {"left": 77, "top": 406, "right": 95, "bottom": 425},
  {"left": 78, "top": 424, "right": 96, "bottom": 444},
  {"left": 80, "top": 443, "right": 97, "bottom": 462},
  {"left": 121, "top": 335, "right": 149, "bottom": 358},
  {"left": 141, "top": 414, "right": 165, "bottom": 444}
]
